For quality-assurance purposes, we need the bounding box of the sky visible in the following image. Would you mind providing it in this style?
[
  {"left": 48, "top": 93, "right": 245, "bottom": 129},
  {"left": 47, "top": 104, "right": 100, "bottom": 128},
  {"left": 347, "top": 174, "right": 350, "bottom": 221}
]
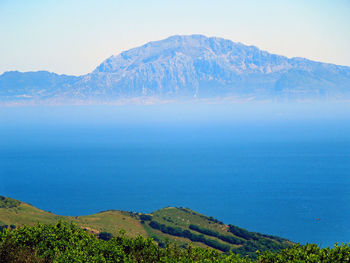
[{"left": 0, "top": 0, "right": 349, "bottom": 76}]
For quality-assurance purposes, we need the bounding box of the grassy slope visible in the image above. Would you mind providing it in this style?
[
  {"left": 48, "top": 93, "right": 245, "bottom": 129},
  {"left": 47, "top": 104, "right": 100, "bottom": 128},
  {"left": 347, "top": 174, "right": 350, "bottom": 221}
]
[
  {"left": 0, "top": 197, "right": 62, "bottom": 226},
  {"left": 0, "top": 196, "right": 292, "bottom": 255},
  {"left": 0, "top": 197, "right": 146, "bottom": 238},
  {"left": 144, "top": 207, "right": 241, "bottom": 250},
  {"left": 70, "top": 210, "right": 148, "bottom": 237},
  {"left": 152, "top": 207, "right": 231, "bottom": 235}
]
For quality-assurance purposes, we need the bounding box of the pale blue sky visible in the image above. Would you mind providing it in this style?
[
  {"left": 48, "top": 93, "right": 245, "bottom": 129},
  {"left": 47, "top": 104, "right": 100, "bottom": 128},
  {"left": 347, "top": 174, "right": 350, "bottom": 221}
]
[{"left": 1, "top": 0, "right": 349, "bottom": 75}]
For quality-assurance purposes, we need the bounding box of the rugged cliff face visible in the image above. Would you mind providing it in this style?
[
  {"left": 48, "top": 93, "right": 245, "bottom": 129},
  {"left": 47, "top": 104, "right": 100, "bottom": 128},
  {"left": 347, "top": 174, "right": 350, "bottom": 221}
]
[{"left": 1, "top": 35, "right": 350, "bottom": 103}]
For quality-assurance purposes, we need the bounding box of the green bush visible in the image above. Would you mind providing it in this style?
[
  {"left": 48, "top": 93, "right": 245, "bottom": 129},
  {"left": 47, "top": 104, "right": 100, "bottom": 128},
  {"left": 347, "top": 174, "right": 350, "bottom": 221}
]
[
  {"left": 228, "top": 224, "right": 259, "bottom": 241},
  {"left": 0, "top": 196, "right": 20, "bottom": 209},
  {"left": 149, "top": 221, "right": 231, "bottom": 252},
  {"left": 1, "top": 222, "right": 350, "bottom": 263},
  {"left": 189, "top": 224, "right": 244, "bottom": 245},
  {"left": 258, "top": 243, "right": 350, "bottom": 263},
  {"left": 140, "top": 214, "right": 153, "bottom": 221},
  {"left": 98, "top": 231, "right": 113, "bottom": 241}
]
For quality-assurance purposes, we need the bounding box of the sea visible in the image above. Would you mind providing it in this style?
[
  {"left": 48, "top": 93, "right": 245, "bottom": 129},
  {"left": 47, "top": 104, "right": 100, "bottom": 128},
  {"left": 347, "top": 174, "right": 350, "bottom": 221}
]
[{"left": 0, "top": 102, "right": 349, "bottom": 247}]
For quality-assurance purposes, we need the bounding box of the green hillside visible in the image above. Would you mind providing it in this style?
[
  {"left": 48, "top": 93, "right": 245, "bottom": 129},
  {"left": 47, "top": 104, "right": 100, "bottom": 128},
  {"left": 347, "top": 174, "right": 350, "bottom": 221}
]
[
  {"left": 2, "top": 221, "right": 350, "bottom": 263},
  {"left": 0, "top": 196, "right": 62, "bottom": 226},
  {"left": 0, "top": 197, "right": 147, "bottom": 238},
  {"left": 0, "top": 196, "right": 292, "bottom": 258}
]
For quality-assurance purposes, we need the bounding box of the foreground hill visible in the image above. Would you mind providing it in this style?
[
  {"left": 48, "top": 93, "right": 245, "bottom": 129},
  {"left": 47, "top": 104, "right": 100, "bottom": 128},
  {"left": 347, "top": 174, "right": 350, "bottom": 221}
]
[
  {"left": 1, "top": 35, "right": 350, "bottom": 104},
  {"left": 0, "top": 196, "right": 291, "bottom": 258},
  {"left": 2, "top": 222, "right": 350, "bottom": 263}
]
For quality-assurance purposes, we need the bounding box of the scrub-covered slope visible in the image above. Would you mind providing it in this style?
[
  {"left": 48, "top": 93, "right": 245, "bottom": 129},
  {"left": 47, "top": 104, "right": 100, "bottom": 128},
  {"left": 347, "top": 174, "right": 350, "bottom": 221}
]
[{"left": 0, "top": 196, "right": 291, "bottom": 258}]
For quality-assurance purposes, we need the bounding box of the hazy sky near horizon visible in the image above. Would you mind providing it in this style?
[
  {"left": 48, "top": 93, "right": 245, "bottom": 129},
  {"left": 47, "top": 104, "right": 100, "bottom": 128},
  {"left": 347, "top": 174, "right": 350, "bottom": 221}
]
[{"left": 1, "top": 0, "right": 349, "bottom": 75}]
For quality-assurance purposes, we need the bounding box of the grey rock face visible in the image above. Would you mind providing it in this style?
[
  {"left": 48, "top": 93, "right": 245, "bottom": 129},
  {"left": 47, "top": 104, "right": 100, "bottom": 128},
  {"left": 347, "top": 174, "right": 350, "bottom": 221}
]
[{"left": 1, "top": 35, "right": 350, "bottom": 103}]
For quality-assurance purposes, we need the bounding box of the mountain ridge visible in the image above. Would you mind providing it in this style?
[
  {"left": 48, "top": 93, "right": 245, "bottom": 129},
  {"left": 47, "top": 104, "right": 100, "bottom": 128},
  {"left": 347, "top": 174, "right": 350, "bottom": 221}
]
[
  {"left": 0, "top": 195, "right": 292, "bottom": 257},
  {"left": 1, "top": 34, "right": 350, "bottom": 104}
]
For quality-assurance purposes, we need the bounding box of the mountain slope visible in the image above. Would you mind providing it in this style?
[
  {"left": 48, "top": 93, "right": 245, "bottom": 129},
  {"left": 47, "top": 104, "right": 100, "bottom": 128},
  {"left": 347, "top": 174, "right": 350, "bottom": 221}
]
[
  {"left": 0, "top": 71, "right": 78, "bottom": 103},
  {"left": 1, "top": 35, "right": 350, "bottom": 103},
  {"left": 87, "top": 35, "right": 350, "bottom": 100},
  {"left": 0, "top": 196, "right": 292, "bottom": 257}
]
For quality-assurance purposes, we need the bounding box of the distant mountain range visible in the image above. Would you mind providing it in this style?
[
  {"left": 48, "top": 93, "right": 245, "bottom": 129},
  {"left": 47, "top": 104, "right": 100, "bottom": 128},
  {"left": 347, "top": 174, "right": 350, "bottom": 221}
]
[{"left": 1, "top": 35, "right": 350, "bottom": 104}]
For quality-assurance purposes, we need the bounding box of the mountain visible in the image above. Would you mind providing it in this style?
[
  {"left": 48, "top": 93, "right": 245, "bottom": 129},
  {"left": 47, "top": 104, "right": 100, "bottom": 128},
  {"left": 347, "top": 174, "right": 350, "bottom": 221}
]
[
  {"left": 1, "top": 35, "right": 350, "bottom": 104},
  {"left": 0, "top": 71, "right": 78, "bottom": 103},
  {"left": 0, "top": 196, "right": 292, "bottom": 258}
]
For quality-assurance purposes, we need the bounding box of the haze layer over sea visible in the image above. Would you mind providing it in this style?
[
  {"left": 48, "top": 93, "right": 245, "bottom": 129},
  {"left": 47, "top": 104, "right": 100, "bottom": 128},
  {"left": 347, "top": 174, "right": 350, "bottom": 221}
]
[{"left": 0, "top": 102, "right": 349, "bottom": 247}]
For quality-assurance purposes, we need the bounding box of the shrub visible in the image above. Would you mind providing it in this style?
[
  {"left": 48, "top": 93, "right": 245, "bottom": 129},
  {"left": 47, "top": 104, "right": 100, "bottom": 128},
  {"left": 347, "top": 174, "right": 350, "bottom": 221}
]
[
  {"left": 98, "top": 231, "right": 113, "bottom": 241},
  {"left": 1, "top": 222, "right": 350, "bottom": 263},
  {"left": 139, "top": 214, "right": 153, "bottom": 221}
]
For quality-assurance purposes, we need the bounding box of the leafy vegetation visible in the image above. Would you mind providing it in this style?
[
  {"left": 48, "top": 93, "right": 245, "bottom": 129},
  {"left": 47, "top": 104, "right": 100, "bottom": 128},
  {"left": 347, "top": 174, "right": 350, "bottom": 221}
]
[
  {"left": 146, "top": 207, "right": 292, "bottom": 258},
  {"left": 0, "top": 222, "right": 243, "bottom": 262},
  {"left": 190, "top": 224, "right": 244, "bottom": 245},
  {"left": 1, "top": 222, "right": 350, "bottom": 263},
  {"left": 0, "top": 197, "right": 293, "bottom": 259},
  {"left": 149, "top": 220, "right": 231, "bottom": 252},
  {"left": 140, "top": 215, "right": 153, "bottom": 221},
  {"left": 0, "top": 196, "right": 20, "bottom": 209},
  {"left": 0, "top": 196, "right": 146, "bottom": 238}
]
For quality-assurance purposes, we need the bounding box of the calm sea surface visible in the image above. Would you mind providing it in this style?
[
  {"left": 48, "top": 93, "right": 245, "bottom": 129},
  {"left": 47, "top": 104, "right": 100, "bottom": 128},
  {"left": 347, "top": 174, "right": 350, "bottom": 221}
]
[{"left": 0, "top": 104, "right": 349, "bottom": 247}]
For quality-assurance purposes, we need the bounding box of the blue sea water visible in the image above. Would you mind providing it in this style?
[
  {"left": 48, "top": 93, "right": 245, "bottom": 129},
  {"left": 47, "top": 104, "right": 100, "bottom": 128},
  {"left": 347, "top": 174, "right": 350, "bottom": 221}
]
[{"left": 0, "top": 103, "right": 349, "bottom": 247}]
